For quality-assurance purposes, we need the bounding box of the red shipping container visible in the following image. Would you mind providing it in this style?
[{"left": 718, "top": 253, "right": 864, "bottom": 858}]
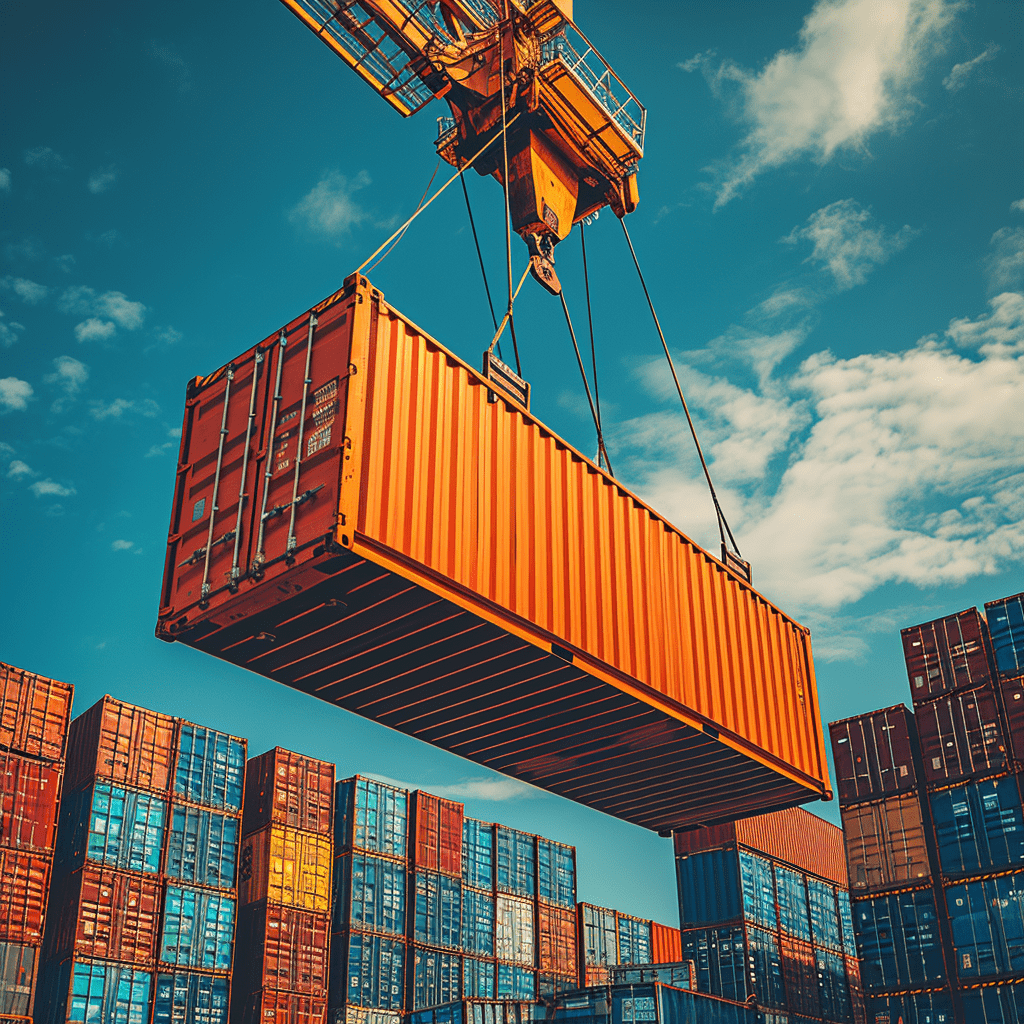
[
  {"left": 47, "top": 865, "right": 161, "bottom": 965},
  {"left": 0, "top": 752, "right": 61, "bottom": 854},
  {"left": 538, "top": 903, "right": 577, "bottom": 976},
  {"left": 829, "top": 705, "right": 919, "bottom": 807},
  {"left": 234, "top": 989, "right": 327, "bottom": 1024},
  {"left": 902, "top": 609, "right": 994, "bottom": 702},
  {"left": 780, "top": 935, "right": 819, "bottom": 1018},
  {"left": 0, "top": 849, "right": 50, "bottom": 944},
  {"left": 650, "top": 921, "right": 682, "bottom": 964},
  {"left": 582, "top": 966, "right": 609, "bottom": 987},
  {"left": 410, "top": 792, "right": 463, "bottom": 878},
  {"left": 997, "top": 672, "right": 1024, "bottom": 764},
  {"left": 0, "top": 663, "right": 72, "bottom": 763},
  {"left": 916, "top": 685, "right": 1008, "bottom": 784},
  {"left": 65, "top": 695, "right": 175, "bottom": 795},
  {"left": 243, "top": 747, "right": 335, "bottom": 837},
  {"left": 233, "top": 899, "right": 329, "bottom": 996}
]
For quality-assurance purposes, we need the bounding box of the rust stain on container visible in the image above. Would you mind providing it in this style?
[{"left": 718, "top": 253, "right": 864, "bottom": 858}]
[{"left": 157, "top": 274, "right": 831, "bottom": 833}]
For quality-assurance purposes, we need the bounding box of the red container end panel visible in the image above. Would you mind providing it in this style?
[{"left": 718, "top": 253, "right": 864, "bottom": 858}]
[
  {"left": 156, "top": 277, "right": 830, "bottom": 835},
  {"left": 0, "top": 850, "right": 50, "bottom": 945},
  {"left": 829, "top": 705, "right": 919, "bottom": 806},
  {"left": 65, "top": 695, "right": 175, "bottom": 795},
  {"left": 233, "top": 899, "right": 329, "bottom": 996},
  {"left": 649, "top": 922, "right": 681, "bottom": 964},
  {"left": 916, "top": 686, "right": 1009, "bottom": 784},
  {"left": 411, "top": 792, "right": 463, "bottom": 878},
  {"left": 0, "top": 752, "right": 61, "bottom": 854},
  {"left": 902, "top": 609, "right": 993, "bottom": 703},
  {"left": 243, "top": 747, "right": 335, "bottom": 837},
  {"left": 236, "top": 990, "right": 327, "bottom": 1024},
  {"left": 47, "top": 865, "right": 161, "bottom": 965},
  {"left": 0, "top": 663, "right": 72, "bottom": 763},
  {"left": 537, "top": 903, "right": 577, "bottom": 976}
]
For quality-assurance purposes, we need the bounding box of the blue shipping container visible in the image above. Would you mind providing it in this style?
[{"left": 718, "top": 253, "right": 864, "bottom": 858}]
[
  {"left": 814, "top": 949, "right": 851, "bottom": 1023},
  {"left": 496, "top": 964, "right": 535, "bottom": 1001},
  {"left": 617, "top": 915, "right": 652, "bottom": 964},
  {"left": 159, "top": 886, "right": 235, "bottom": 971},
  {"left": 152, "top": 971, "right": 229, "bottom": 1024},
  {"left": 537, "top": 839, "right": 575, "bottom": 908},
  {"left": 336, "top": 852, "right": 407, "bottom": 935},
  {"left": 610, "top": 963, "right": 694, "bottom": 990},
  {"left": 462, "top": 957, "right": 495, "bottom": 999},
  {"left": 930, "top": 776, "right": 1024, "bottom": 877},
  {"left": 745, "top": 926, "right": 785, "bottom": 1009},
  {"left": 407, "top": 1000, "right": 533, "bottom": 1024},
  {"left": 462, "top": 819, "right": 494, "bottom": 890},
  {"left": 0, "top": 941, "right": 35, "bottom": 1017},
  {"left": 855, "top": 888, "right": 946, "bottom": 991},
  {"left": 865, "top": 990, "right": 954, "bottom": 1024},
  {"left": 676, "top": 849, "right": 742, "bottom": 928},
  {"left": 414, "top": 871, "right": 462, "bottom": 948},
  {"left": 773, "top": 866, "right": 811, "bottom": 941},
  {"left": 165, "top": 804, "right": 239, "bottom": 890},
  {"left": 611, "top": 982, "right": 754, "bottom": 1024},
  {"left": 739, "top": 851, "right": 778, "bottom": 932},
  {"left": 987, "top": 594, "right": 1024, "bottom": 675},
  {"left": 335, "top": 930, "right": 406, "bottom": 1009},
  {"left": 461, "top": 887, "right": 495, "bottom": 956},
  {"left": 961, "top": 981, "right": 1024, "bottom": 1023},
  {"left": 681, "top": 927, "right": 747, "bottom": 1003},
  {"left": 946, "top": 870, "right": 1024, "bottom": 978},
  {"left": 53, "top": 959, "right": 151, "bottom": 1024},
  {"left": 837, "top": 890, "right": 857, "bottom": 958},
  {"left": 411, "top": 948, "right": 461, "bottom": 1009},
  {"left": 337, "top": 777, "right": 408, "bottom": 859},
  {"left": 581, "top": 905, "right": 618, "bottom": 967},
  {"left": 807, "top": 878, "right": 843, "bottom": 953},
  {"left": 174, "top": 725, "right": 244, "bottom": 812},
  {"left": 495, "top": 828, "right": 534, "bottom": 896}
]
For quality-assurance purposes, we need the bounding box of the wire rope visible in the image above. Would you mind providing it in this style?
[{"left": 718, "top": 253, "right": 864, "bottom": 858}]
[
  {"left": 579, "top": 222, "right": 607, "bottom": 469},
  {"left": 363, "top": 159, "right": 441, "bottom": 274}
]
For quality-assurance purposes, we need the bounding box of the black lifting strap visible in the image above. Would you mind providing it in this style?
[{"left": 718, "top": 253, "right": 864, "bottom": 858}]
[{"left": 619, "top": 216, "right": 747, "bottom": 574}]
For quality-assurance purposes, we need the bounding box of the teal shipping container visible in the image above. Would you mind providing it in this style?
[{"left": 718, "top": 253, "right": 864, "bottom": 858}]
[
  {"left": 414, "top": 871, "right": 462, "bottom": 948},
  {"left": 616, "top": 915, "right": 651, "bottom": 964},
  {"left": 331, "top": 930, "right": 406, "bottom": 1011},
  {"left": 537, "top": 839, "right": 576, "bottom": 908},
  {"left": 460, "top": 888, "right": 495, "bottom": 956},
  {"left": 165, "top": 804, "right": 239, "bottom": 889},
  {"left": 496, "top": 963, "right": 534, "bottom": 1001},
  {"left": 680, "top": 927, "right": 747, "bottom": 1002},
  {"left": 335, "top": 851, "right": 407, "bottom": 935},
  {"left": 174, "top": 725, "right": 245, "bottom": 813},
  {"left": 986, "top": 593, "right": 1024, "bottom": 675},
  {"left": 406, "top": 999, "right": 533, "bottom": 1024},
  {"left": 946, "top": 869, "right": 1024, "bottom": 979},
  {"left": 409, "top": 947, "right": 460, "bottom": 1009},
  {"left": 461, "top": 956, "right": 495, "bottom": 999},
  {"left": 159, "top": 885, "right": 235, "bottom": 971},
  {"left": 854, "top": 888, "right": 946, "bottom": 991},
  {"left": 152, "top": 970, "right": 230, "bottom": 1024},
  {"left": 36, "top": 959, "right": 151, "bottom": 1024},
  {"left": 773, "top": 866, "right": 811, "bottom": 941},
  {"left": 807, "top": 878, "right": 843, "bottom": 953},
  {"left": 865, "top": 989, "right": 953, "bottom": 1024},
  {"left": 495, "top": 828, "right": 535, "bottom": 897},
  {"left": 552, "top": 982, "right": 755, "bottom": 1024},
  {"left": 609, "top": 962, "right": 694, "bottom": 989},
  {"left": 745, "top": 927, "right": 785, "bottom": 1009},
  {"left": 461, "top": 820, "right": 494, "bottom": 891},
  {"left": 814, "top": 949, "right": 851, "bottom": 1022},
  {"left": 961, "top": 981, "right": 1024, "bottom": 1023},
  {"left": 676, "top": 848, "right": 742, "bottom": 927},
  {"left": 336, "top": 777, "right": 408, "bottom": 859}
]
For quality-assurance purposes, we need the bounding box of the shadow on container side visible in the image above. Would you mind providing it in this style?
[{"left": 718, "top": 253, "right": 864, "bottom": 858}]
[{"left": 156, "top": 274, "right": 831, "bottom": 834}]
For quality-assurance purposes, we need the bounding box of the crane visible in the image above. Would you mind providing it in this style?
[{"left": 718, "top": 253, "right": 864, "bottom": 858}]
[{"left": 277, "top": 0, "right": 645, "bottom": 294}]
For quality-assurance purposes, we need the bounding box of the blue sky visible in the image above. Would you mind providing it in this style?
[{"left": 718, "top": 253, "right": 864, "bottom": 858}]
[{"left": 2, "top": 1, "right": 1021, "bottom": 924}]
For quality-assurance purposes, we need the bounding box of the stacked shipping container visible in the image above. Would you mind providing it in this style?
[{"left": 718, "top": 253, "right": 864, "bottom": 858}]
[
  {"left": 36, "top": 694, "right": 245, "bottom": 1024},
  {"left": 0, "top": 662, "right": 73, "bottom": 1023},
  {"left": 673, "top": 806, "right": 863, "bottom": 1024},
  {"left": 233, "top": 746, "right": 334, "bottom": 1022}
]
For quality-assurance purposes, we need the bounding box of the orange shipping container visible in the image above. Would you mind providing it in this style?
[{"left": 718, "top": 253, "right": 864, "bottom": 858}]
[
  {"left": 156, "top": 275, "right": 831, "bottom": 833},
  {"left": 649, "top": 921, "right": 682, "bottom": 964},
  {"left": 65, "top": 695, "right": 176, "bottom": 795},
  {"left": 239, "top": 824, "right": 332, "bottom": 912},
  {"left": 0, "top": 663, "right": 72, "bottom": 763},
  {"left": 410, "top": 790, "right": 463, "bottom": 878},
  {"left": 242, "top": 746, "right": 335, "bottom": 837}
]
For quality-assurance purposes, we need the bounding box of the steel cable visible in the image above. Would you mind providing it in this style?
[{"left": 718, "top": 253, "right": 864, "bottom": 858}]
[{"left": 579, "top": 222, "right": 607, "bottom": 468}]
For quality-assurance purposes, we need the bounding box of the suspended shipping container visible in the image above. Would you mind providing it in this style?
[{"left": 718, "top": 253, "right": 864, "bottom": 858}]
[
  {"left": 0, "top": 662, "right": 72, "bottom": 763},
  {"left": 174, "top": 724, "right": 245, "bottom": 813},
  {"left": 460, "top": 887, "right": 494, "bottom": 956},
  {"left": 495, "top": 894, "right": 534, "bottom": 966},
  {"left": 232, "top": 899, "right": 329, "bottom": 995},
  {"left": 0, "top": 849, "right": 49, "bottom": 945},
  {"left": 986, "top": 593, "right": 1024, "bottom": 677},
  {"left": 243, "top": 746, "right": 335, "bottom": 836},
  {"left": 929, "top": 774, "right": 1024, "bottom": 877},
  {"left": 916, "top": 686, "right": 1008, "bottom": 784},
  {"left": 335, "top": 851, "right": 406, "bottom": 935},
  {"left": 829, "top": 705, "right": 920, "bottom": 805},
  {"left": 159, "top": 884, "right": 235, "bottom": 971},
  {"left": 461, "top": 819, "right": 494, "bottom": 891},
  {"left": 537, "top": 838, "right": 576, "bottom": 908},
  {"left": 902, "top": 608, "right": 994, "bottom": 702},
  {"left": 840, "top": 793, "right": 931, "bottom": 894},
  {"left": 408, "top": 947, "right": 461, "bottom": 1010},
  {"left": 239, "top": 824, "right": 332, "bottom": 912},
  {"left": 413, "top": 871, "right": 462, "bottom": 949},
  {"left": 65, "top": 695, "right": 175, "bottom": 795},
  {"left": 854, "top": 888, "right": 946, "bottom": 991},
  {"left": 152, "top": 970, "right": 230, "bottom": 1024},
  {"left": 336, "top": 777, "right": 408, "bottom": 860},
  {"left": 945, "top": 869, "right": 1024, "bottom": 979},
  {"left": 156, "top": 275, "right": 831, "bottom": 834},
  {"left": 36, "top": 958, "right": 152, "bottom": 1024},
  {"left": 0, "top": 941, "right": 37, "bottom": 1020},
  {"left": 165, "top": 803, "right": 239, "bottom": 890},
  {"left": 0, "top": 751, "right": 61, "bottom": 853},
  {"left": 411, "top": 791, "right": 463, "bottom": 878}
]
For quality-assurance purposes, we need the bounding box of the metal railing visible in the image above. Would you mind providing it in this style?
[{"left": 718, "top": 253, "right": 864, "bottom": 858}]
[{"left": 540, "top": 24, "right": 645, "bottom": 156}]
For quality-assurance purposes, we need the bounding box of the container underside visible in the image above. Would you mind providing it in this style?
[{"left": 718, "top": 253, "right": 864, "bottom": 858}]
[{"left": 169, "top": 546, "right": 819, "bottom": 833}]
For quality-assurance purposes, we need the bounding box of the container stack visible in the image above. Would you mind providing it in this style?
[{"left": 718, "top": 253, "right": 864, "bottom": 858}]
[
  {"left": 0, "top": 662, "right": 73, "bottom": 1024},
  {"left": 36, "top": 695, "right": 245, "bottom": 1024},
  {"left": 493, "top": 826, "right": 538, "bottom": 1005},
  {"left": 576, "top": 904, "right": 655, "bottom": 989},
  {"left": 460, "top": 816, "right": 497, "bottom": 1002},
  {"left": 673, "top": 806, "right": 862, "bottom": 1024},
  {"left": 535, "top": 836, "right": 577, "bottom": 999},
  {"left": 233, "top": 747, "right": 335, "bottom": 1022}
]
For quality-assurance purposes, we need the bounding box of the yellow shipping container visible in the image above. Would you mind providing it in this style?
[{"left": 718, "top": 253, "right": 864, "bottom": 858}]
[{"left": 239, "top": 824, "right": 331, "bottom": 912}]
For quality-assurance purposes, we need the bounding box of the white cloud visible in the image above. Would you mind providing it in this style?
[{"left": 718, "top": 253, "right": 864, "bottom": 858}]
[
  {"left": 45, "top": 356, "right": 90, "bottom": 412},
  {"left": 23, "top": 147, "right": 68, "bottom": 171},
  {"left": 2, "top": 277, "right": 49, "bottom": 304},
  {"left": 686, "top": 0, "right": 960, "bottom": 205},
  {"left": 1013, "top": 199, "right": 1024, "bottom": 214},
  {"left": 0, "top": 314, "right": 25, "bottom": 348},
  {"left": 52, "top": 254, "right": 75, "bottom": 274},
  {"left": 87, "top": 166, "right": 117, "bottom": 194},
  {"left": 943, "top": 44, "right": 1000, "bottom": 92},
  {"left": 366, "top": 773, "right": 538, "bottom": 802},
  {"left": 90, "top": 397, "right": 160, "bottom": 420},
  {"left": 7, "top": 460, "right": 35, "bottom": 480},
  {"left": 0, "top": 169, "right": 10, "bottom": 191},
  {"left": 784, "top": 199, "right": 916, "bottom": 289},
  {"left": 60, "top": 286, "right": 147, "bottom": 331},
  {"left": 74, "top": 318, "right": 117, "bottom": 343},
  {"left": 111, "top": 539, "right": 134, "bottom": 551},
  {"left": 290, "top": 171, "right": 371, "bottom": 235},
  {"left": 30, "top": 479, "right": 76, "bottom": 498},
  {"left": 0, "top": 442, "right": 14, "bottom": 457},
  {"left": 0, "top": 377, "right": 34, "bottom": 412},
  {"left": 946, "top": 290, "right": 1024, "bottom": 357},
  {"left": 146, "top": 442, "right": 175, "bottom": 457},
  {"left": 985, "top": 227, "right": 1024, "bottom": 294}
]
